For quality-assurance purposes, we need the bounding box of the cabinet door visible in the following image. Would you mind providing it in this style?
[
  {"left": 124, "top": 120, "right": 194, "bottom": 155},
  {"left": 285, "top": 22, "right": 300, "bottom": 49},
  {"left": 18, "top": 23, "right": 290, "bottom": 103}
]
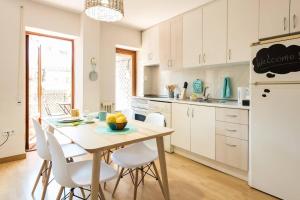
[
  {"left": 171, "top": 103, "right": 190, "bottom": 151},
  {"left": 259, "top": 0, "right": 290, "bottom": 39},
  {"left": 190, "top": 105, "right": 215, "bottom": 159},
  {"left": 170, "top": 16, "right": 183, "bottom": 70},
  {"left": 183, "top": 7, "right": 203, "bottom": 68},
  {"left": 227, "top": 0, "right": 259, "bottom": 63},
  {"left": 142, "top": 26, "right": 160, "bottom": 66},
  {"left": 290, "top": 0, "right": 300, "bottom": 33},
  {"left": 159, "top": 21, "right": 171, "bottom": 70},
  {"left": 202, "top": 0, "right": 227, "bottom": 66}
]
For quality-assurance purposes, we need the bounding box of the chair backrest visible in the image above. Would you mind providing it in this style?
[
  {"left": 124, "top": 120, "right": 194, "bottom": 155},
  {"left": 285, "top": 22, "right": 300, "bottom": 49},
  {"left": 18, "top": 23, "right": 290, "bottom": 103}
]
[
  {"left": 32, "top": 118, "right": 51, "bottom": 160},
  {"left": 46, "top": 131, "right": 75, "bottom": 187},
  {"left": 144, "top": 113, "right": 165, "bottom": 150}
]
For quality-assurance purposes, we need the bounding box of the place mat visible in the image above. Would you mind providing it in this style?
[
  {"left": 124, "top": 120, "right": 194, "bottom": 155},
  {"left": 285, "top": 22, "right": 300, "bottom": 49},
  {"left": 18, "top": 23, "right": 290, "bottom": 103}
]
[
  {"left": 95, "top": 124, "right": 137, "bottom": 135},
  {"left": 48, "top": 118, "right": 94, "bottom": 127}
]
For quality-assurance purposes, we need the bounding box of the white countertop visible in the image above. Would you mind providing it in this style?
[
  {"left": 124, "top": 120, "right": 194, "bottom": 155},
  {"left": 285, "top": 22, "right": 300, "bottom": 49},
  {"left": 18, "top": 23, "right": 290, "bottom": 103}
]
[{"left": 132, "top": 96, "right": 250, "bottom": 110}]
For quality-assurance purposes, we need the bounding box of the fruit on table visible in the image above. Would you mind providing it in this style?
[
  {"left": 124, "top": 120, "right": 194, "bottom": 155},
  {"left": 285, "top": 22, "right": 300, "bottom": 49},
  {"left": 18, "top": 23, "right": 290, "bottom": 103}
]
[
  {"left": 116, "top": 116, "right": 127, "bottom": 123},
  {"left": 106, "top": 114, "right": 116, "bottom": 123}
]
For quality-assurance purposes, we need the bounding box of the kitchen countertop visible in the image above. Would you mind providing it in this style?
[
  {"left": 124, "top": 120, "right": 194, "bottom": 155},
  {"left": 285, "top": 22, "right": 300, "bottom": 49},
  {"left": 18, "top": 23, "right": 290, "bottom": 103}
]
[{"left": 132, "top": 96, "right": 250, "bottom": 110}]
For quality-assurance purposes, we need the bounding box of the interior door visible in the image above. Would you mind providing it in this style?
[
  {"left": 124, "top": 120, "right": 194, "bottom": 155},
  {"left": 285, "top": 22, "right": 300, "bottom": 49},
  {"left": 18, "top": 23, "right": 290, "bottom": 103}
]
[
  {"left": 190, "top": 105, "right": 215, "bottom": 159},
  {"left": 290, "top": 0, "right": 300, "bottom": 33},
  {"left": 171, "top": 103, "right": 190, "bottom": 151},
  {"left": 250, "top": 84, "right": 300, "bottom": 200},
  {"left": 183, "top": 7, "right": 203, "bottom": 68},
  {"left": 259, "top": 0, "right": 290, "bottom": 39}
]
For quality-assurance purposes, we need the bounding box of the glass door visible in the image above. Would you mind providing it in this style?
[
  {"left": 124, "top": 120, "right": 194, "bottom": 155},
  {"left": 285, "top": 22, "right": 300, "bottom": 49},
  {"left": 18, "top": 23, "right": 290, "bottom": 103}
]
[{"left": 26, "top": 33, "right": 74, "bottom": 150}]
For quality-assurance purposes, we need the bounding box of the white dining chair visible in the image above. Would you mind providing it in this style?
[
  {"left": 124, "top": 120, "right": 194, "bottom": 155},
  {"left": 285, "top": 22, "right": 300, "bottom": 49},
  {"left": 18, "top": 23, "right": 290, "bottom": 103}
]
[
  {"left": 46, "top": 131, "right": 118, "bottom": 200},
  {"left": 31, "top": 118, "right": 87, "bottom": 200},
  {"left": 111, "top": 113, "right": 166, "bottom": 200}
]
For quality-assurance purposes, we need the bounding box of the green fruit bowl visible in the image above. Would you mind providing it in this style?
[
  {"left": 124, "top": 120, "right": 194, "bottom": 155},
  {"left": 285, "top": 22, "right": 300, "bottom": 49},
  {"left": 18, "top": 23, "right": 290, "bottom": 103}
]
[{"left": 107, "top": 122, "right": 127, "bottom": 130}]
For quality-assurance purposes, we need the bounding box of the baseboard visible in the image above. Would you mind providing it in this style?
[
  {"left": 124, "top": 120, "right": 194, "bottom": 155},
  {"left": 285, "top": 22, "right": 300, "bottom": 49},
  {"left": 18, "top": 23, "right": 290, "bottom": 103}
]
[
  {"left": 174, "top": 147, "right": 248, "bottom": 181},
  {"left": 0, "top": 153, "right": 26, "bottom": 164}
]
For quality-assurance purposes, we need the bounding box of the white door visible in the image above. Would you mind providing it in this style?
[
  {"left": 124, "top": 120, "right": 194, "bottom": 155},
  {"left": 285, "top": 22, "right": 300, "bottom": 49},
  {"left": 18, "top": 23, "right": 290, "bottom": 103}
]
[
  {"left": 190, "top": 105, "right": 215, "bottom": 159},
  {"left": 259, "top": 0, "right": 290, "bottom": 39},
  {"left": 203, "top": 0, "right": 227, "bottom": 66},
  {"left": 183, "top": 7, "right": 203, "bottom": 68},
  {"left": 170, "top": 16, "right": 183, "bottom": 70},
  {"left": 251, "top": 38, "right": 300, "bottom": 83},
  {"left": 159, "top": 21, "right": 171, "bottom": 70},
  {"left": 290, "top": 0, "right": 300, "bottom": 33},
  {"left": 249, "top": 84, "right": 300, "bottom": 200},
  {"left": 227, "top": 0, "right": 259, "bottom": 63},
  {"left": 171, "top": 103, "right": 190, "bottom": 151}
]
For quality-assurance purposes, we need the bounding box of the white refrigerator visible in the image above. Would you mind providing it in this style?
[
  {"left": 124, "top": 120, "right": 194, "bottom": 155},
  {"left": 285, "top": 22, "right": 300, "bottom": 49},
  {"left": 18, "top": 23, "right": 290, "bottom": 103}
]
[{"left": 249, "top": 36, "right": 300, "bottom": 200}]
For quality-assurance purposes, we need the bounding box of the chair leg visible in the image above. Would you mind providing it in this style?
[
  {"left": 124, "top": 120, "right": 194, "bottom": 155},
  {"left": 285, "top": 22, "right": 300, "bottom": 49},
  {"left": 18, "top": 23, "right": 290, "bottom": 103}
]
[
  {"left": 152, "top": 162, "right": 165, "bottom": 199},
  {"left": 80, "top": 187, "right": 86, "bottom": 199},
  {"left": 41, "top": 161, "right": 52, "bottom": 200},
  {"left": 112, "top": 168, "right": 125, "bottom": 197},
  {"left": 133, "top": 168, "right": 139, "bottom": 200},
  {"left": 99, "top": 185, "right": 105, "bottom": 200},
  {"left": 56, "top": 186, "right": 64, "bottom": 200},
  {"left": 42, "top": 161, "right": 49, "bottom": 186},
  {"left": 69, "top": 188, "right": 74, "bottom": 200},
  {"left": 31, "top": 160, "right": 46, "bottom": 195},
  {"left": 140, "top": 167, "right": 144, "bottom": 185}
]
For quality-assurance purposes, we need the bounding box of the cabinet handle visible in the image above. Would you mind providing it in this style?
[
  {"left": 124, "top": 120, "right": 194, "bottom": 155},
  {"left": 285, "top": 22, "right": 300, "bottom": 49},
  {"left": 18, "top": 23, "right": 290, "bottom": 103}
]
[
  {"left": 198, "top": 54, "right": 201, "bottom": 64},
  {"left": 225, "top": 143, "right": 237, "bottom": 147},
  {"left": 187, "top": 107, "right": 190, "bottom": 117},
  {"left": 203, "top": 53, "right": 206, "bottom": 63},
  {"left": 226, "top": 114, "right": 238, "bottom": 118},
  {"left": 226, "top": 129, "right": 237, "bottom": 133},
  {"left": 192, "top": 108, "right": 194, "bottom": 118},
  {"left": 167, "top": 60, "right": 171, "bottom": 68},
  {"left": 228, "top": 49, "right": 231, "bottom": 60},
  {"left": 293, "top": 14, "right": 297, "bottom": 29},
  {"left": 283, "top": 17, "right": 287, "bottom": 31}
]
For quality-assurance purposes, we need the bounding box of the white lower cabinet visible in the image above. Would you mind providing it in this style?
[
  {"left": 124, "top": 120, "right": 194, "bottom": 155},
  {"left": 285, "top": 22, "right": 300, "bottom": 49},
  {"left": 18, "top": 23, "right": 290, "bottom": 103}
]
[
  {"left": 190, "top": 105, "right": 215, "bottom": 159},
  {"left": 171, "top": 103, "right": 216, "bottom": 159},
  {"left": 216, "top": 135, "right": 248, "bottom": 171}
]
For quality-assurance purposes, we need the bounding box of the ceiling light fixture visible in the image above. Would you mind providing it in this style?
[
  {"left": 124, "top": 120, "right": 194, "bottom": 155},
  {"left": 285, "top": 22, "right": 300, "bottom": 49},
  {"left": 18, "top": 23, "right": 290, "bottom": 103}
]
[{"left": 85, "top": 0, "right": 124, "bottom": 22}]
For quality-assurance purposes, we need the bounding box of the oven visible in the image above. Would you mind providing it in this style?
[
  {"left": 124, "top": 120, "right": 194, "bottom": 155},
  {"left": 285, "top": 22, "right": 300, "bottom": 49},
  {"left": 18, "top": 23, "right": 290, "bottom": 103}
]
[{"left": 131, "top": 98, "right": 149, "bottom": 122}]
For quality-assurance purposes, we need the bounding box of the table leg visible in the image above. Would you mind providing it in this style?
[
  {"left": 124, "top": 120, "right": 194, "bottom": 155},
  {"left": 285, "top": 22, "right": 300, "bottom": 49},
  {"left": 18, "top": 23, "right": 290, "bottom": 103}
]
[
  {"left": 91, "top": 152, "right": 102, "bottom": 200},
  {"left": 156, "top": 136, "right": 170, "bottom": 200}
]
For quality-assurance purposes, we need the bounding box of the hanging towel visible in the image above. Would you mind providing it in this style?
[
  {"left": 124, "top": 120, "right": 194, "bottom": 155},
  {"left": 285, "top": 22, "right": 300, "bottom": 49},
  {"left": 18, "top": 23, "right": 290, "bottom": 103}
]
[{"left": 222, "top": 77, "right": 232, "bottom": 98}]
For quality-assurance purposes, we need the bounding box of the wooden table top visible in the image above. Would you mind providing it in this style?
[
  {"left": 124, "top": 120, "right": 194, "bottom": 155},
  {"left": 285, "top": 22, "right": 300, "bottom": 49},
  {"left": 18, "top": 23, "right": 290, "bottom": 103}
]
[{"left": 46, "top": 119, "right": 174, "bottom": 153}]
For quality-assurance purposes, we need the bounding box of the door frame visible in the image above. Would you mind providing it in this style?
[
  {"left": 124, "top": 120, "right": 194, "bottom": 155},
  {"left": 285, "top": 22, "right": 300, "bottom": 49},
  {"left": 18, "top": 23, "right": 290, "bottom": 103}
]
[
  {"left": 116, "top": 48, "right": 137, "bottom": 96},
  {"left": 25, "top": 31, "right": 75, "bottom": 150}
]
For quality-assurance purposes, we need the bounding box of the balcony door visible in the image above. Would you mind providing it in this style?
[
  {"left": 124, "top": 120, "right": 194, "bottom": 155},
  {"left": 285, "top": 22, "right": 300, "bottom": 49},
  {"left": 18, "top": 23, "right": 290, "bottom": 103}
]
[{"left": 25, "top": 32, "right": 74, "bottom": 150}]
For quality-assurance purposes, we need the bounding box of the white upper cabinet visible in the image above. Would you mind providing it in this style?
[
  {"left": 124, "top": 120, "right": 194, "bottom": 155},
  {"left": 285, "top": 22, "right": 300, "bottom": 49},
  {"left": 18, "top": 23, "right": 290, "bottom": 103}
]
[
  {"left": 259, "top": 0, "right": 290, "bottom": 39},
  {"left": 190, "top": 105, "right": 216, "bottom": 159},
  {"left": 159, "top": 16, "right": 183, "bottom": 70},
  {"left": 227, "top": 0, "right": 259, "bottom": 63},
  {"left": 182, "top": 7, "right": 203, "bottom": 68},
  {"left": 142, "top": 26, "right": 159, "bottom": 66},
  {"left": 202, "top": 0, "right": 227, "bottom": 66},
  {"left": 159, "top": 20, "right": 171, "bottom": 70},
  {"left": 290, "top": 0, "right": 300, "bottom": 33}
]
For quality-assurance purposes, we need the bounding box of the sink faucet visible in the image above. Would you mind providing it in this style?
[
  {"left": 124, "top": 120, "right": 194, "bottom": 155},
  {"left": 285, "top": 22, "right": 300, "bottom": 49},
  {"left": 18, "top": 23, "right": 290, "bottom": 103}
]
[{"left": 203, "top": 87, "right": 209, "bottom": 100}]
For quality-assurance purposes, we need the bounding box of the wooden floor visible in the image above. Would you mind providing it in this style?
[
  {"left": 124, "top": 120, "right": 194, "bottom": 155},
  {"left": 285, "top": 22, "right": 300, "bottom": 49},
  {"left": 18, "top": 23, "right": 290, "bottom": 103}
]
[{"left": 0, "top": 152, "right": 277, "bottom": 200}]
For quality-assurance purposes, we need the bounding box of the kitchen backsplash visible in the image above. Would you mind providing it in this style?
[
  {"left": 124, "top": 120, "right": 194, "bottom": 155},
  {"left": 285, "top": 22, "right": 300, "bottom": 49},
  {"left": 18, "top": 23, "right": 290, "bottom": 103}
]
[{"left": 144, "top": 64, "right": 249, "bottom": 100}]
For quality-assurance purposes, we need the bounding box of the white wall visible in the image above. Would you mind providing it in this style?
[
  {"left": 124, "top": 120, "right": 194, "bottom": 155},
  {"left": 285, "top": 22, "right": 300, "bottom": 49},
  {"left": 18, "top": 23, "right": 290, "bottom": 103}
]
[
  {"left": 99, "top": 23, "right": 142, "bottom": 102},
  {"left": 0, "top": 0, "right": 25, "bottom": 158}
]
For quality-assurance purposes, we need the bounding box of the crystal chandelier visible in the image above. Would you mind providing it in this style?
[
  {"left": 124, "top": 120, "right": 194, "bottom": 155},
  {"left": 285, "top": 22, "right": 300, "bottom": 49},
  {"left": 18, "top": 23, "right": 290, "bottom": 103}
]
[{"left": 85, "top": 0, "right": 124, "bottom": 22}]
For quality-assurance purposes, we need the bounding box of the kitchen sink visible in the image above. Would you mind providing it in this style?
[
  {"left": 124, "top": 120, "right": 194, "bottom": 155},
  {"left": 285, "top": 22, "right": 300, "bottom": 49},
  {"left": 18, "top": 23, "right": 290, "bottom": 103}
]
[{"left": 198, "top": 99, "right": 228, "bottom": 104}]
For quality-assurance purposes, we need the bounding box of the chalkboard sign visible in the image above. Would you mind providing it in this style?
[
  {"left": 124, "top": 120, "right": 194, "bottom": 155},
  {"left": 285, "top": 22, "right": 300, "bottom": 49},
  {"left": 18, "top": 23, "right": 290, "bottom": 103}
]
[{"left": 252, "top": 44, "right": 300, "bottom": 78}]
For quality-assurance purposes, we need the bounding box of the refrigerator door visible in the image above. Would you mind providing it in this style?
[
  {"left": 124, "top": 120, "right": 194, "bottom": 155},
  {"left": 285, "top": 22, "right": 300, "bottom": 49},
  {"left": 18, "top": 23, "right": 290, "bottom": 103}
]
[
  {"left": 251, "top": 37, "right": 300, "bottom": 83},
  {"left": 249, "top": 84, "right": 300, "bottom": 200}
]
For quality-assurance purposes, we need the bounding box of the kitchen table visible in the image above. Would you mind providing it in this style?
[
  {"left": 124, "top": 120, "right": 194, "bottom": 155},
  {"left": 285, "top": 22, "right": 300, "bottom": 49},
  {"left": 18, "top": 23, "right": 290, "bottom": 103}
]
[{"left": 45, "top": 118, "right": 174, "bottom": 200}]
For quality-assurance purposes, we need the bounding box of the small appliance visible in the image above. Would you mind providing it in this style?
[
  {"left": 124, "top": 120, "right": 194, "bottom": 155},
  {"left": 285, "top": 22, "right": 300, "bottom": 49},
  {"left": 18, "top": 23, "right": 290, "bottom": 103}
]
[{"left": 237, "top": 87, "right": 249, "bottom": 105}]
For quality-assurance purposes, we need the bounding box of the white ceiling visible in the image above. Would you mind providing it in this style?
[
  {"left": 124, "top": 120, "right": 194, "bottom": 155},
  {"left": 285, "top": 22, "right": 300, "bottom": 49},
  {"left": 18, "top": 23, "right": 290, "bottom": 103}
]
[{"left": 31, "top": 0, "right": 214, "bottom": 30}]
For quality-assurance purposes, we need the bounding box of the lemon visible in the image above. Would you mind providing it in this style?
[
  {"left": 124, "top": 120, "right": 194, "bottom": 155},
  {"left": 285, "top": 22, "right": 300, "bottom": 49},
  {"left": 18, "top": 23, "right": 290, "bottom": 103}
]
[
  {"left": 116, "top": 116, "right": 127, "bottom": 123},
  {"left": 106, "top": 114, "right": 116, "bottom": 123},
  {"left": 115, "top": 112, "right": 125, "bottom": 118}
]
